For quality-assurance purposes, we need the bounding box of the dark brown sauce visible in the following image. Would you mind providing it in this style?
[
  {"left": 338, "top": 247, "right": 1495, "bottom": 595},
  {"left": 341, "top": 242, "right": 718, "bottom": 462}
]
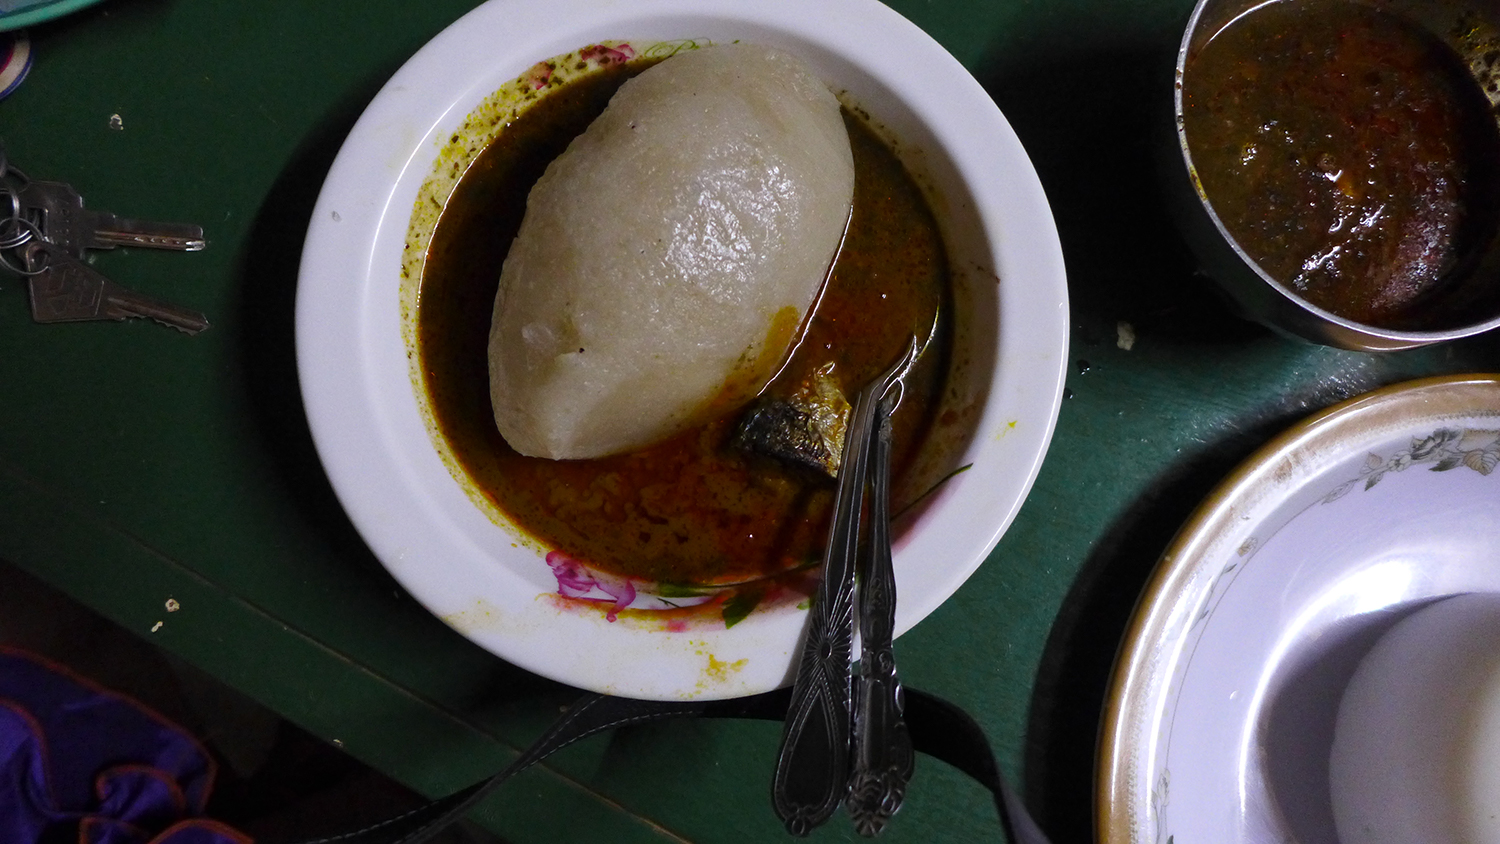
[
  {"left": 1183, "top": 0, "right": 1500, "bottom": 327},
  {"left": 418, "top": 61, "right": 950, "bottom": 586}
]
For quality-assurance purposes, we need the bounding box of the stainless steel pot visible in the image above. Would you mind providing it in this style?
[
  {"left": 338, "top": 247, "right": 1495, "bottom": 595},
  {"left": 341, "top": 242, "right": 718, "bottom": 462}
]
[{"left": 1166, "top": 0, "right": 1500, "bottom": 350}]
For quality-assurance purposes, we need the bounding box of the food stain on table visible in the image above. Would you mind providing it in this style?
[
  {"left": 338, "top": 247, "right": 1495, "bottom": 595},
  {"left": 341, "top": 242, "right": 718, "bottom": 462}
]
[{"left": 1183, "top": 0, "right": 1500, "bottom": 327}]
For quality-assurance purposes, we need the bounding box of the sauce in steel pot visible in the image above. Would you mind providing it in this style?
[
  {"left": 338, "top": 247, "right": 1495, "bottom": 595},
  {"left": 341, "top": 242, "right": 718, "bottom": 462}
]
[{"left": 1184, "top": 0, "right": 1500, "bottom": 327}]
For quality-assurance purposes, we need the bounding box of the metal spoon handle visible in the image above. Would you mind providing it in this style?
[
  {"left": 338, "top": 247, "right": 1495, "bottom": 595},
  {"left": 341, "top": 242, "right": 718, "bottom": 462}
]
[
  {"left": 771, "top": 371, "right": 880, "bottom": 835},
  {"left": 772, "top": 340, "right": 918, "bottom": 836},
  {"left": 846, "top": 387, "right": 915, "bottom": 836}
]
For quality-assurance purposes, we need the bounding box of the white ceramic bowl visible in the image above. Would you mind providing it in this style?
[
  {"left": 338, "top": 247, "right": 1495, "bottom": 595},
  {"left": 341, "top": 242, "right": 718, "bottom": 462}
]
[{"left": 295, "top": 0, "right": 1068, "bottom": 700}]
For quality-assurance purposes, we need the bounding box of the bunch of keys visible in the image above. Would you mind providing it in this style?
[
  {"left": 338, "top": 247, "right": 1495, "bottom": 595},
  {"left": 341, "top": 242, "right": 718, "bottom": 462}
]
[{"left": 0, "top": 149, "right": 210, "bottom": 334}]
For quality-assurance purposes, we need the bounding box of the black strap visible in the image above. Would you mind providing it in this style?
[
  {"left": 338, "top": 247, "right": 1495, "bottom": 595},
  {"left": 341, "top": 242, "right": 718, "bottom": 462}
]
[{"left": 279, "top": 686, "right": 1046, "bottom": 844}]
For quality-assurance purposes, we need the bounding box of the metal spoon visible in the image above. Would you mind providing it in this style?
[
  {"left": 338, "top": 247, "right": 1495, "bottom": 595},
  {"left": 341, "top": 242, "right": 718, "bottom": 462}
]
[{"left": 771, "top": 338, "right": 919, "bottom": 836}]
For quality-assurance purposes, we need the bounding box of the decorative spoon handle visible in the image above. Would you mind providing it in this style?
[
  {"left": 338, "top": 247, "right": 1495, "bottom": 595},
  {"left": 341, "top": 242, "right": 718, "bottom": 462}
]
[
  {"left": 846, "top": 387, "right": 915, "bottom": 836},
  {"left": 772, "top": 340, "right": 918, "bottom": 836}
]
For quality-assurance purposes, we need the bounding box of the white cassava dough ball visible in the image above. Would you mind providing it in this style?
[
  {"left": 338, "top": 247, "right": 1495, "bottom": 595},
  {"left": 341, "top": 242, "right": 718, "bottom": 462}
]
[
  {"left": 488, "top": 43, "right": 855, "bottom": 459},
  {"left": 1330, "top": 593, "right": 1500, "bottom": 844}
]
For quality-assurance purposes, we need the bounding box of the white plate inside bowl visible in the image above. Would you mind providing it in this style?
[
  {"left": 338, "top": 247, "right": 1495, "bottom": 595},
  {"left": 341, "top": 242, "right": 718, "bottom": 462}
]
[
  {"left": 1100, "top": 374, "right": 1500, "bottom": 843},
  {"left": 295, "top": 0, "right": 1068, "bottom": 700}
]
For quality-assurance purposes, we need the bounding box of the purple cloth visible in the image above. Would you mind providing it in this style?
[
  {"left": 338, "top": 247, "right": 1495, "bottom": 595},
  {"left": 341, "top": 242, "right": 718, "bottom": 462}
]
[{"left": 0, "top": 647, "right": 251, "bottom": 844}]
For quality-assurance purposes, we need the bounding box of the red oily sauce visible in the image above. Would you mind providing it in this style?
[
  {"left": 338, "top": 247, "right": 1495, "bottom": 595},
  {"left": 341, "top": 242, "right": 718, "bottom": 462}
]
[
  {"left": 417, "top": 61, "right": 950, "bottom": 587},
  {"left": 1183, "top": 0, "right": 1500, "bottom": 327}
]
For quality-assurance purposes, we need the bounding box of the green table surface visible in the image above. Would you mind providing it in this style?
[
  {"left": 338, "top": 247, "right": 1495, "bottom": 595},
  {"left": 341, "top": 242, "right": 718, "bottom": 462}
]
[{"left": 4, "top": 1, "right": 1499, "bottom": 842}]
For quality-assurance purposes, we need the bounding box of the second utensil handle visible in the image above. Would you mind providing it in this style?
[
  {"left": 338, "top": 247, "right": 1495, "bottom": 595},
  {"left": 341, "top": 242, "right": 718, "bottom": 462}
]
[{"left": 846, "top": 389, "right": 915, "bottom": 836}]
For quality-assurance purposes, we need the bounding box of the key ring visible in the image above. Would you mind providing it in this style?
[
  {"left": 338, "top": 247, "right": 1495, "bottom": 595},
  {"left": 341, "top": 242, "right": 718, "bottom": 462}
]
[
  {"left": 0, "top": 208, "right": 34, "bottom": 253},
  {"left": 0, "top": 144, "right": 33, "bottom": 260},
  {"left": 0, "top": 140, "right": 40, "bottom": 274},
  {"left": 0, "top": 217, "right": 44, "bottom": 275}
]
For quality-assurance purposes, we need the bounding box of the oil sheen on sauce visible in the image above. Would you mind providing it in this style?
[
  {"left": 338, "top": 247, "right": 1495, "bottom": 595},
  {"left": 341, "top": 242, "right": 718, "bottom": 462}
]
[
  {"left": 417, "top": 60, "right": 950, "bottom": 587},
  {"left": 1183, "top": 0, "right": 1500, "bottom": 327}
]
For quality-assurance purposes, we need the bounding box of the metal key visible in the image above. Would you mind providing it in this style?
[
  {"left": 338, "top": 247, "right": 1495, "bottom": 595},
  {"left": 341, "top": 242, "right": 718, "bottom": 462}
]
[
  {"left": 21, "top": 240, "right": 210, "bottom": 334},
  {"left": 19, "top": 180, "right": 206, "bottom": 258}
]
